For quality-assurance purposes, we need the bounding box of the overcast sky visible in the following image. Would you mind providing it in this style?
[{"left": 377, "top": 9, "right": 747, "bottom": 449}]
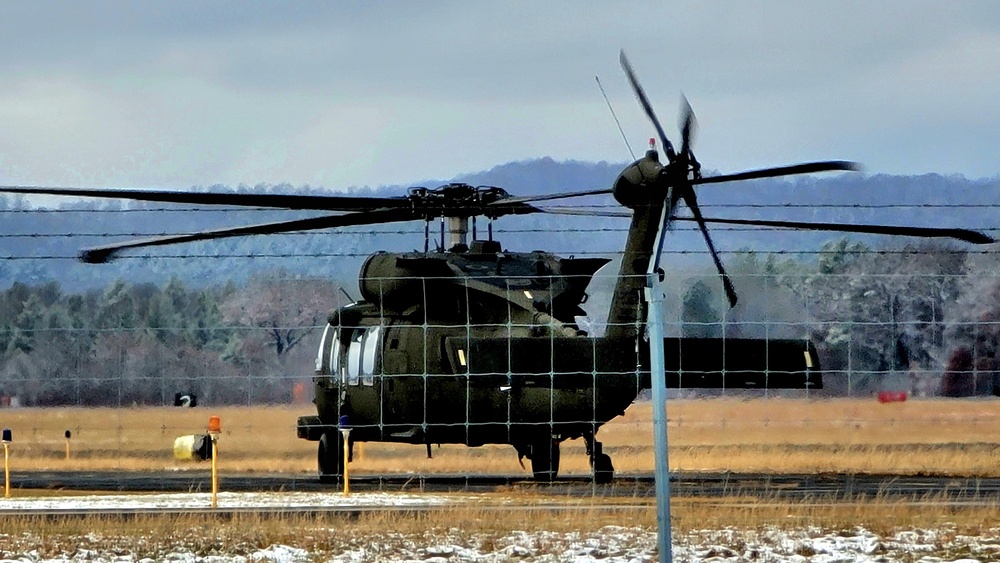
[{"left": 0, "top": 1, "right": 998, "bottom": 191}]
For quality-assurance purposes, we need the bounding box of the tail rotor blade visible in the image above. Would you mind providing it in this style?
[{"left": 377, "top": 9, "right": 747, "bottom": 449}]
[
  {"left": 681, "top": 187, "right": 738, "bottom": 308},
  {"left": 679, "top": 94, "right": 702, "bottom": 182},
  {"left": 620, "top": 52, "right": 733, "bottom": 304},
  {"left": 679, "top": 94, "right": 697, "bottom": 161},
  {"left": 620, "top": 50, "right": 676, "bottom": 161}
]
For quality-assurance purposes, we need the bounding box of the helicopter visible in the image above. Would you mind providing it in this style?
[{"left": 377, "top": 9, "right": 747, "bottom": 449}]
[{"left": 0, "top": 52, "right": 993, "bottom": 484}]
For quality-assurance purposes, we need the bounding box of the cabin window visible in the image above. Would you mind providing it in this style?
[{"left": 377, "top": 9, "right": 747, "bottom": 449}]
[
  {"left": 346, "top": 329, "right": 363, "bottom": 385},
  {"left": 344, "top": 325, "right": 381, "bottom": 386},
  {"left": 329, "top": 327, "right": 342, "bottom": 382},
  {"left": 361, "top": 325, "right": 380, "bottom": 386}
]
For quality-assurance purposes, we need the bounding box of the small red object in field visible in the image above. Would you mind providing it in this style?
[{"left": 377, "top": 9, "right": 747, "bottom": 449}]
[{"left": 877, "top": 391, "right": 908, "bottom": 403}]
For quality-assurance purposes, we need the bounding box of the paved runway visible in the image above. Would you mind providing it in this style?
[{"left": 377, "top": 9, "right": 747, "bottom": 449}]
[{"left": 9, "top": 470, "right": 1000, "bottom": 502}]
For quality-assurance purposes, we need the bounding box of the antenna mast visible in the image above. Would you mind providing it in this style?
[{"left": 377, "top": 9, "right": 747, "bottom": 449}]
[{"left": 596, "top": 76, "right": 636, "bottom": 160}]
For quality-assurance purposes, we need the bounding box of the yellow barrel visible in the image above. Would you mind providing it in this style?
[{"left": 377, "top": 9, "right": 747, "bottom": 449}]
[{"left": 173, "top": 435, "right": 197, "bottom": 461}]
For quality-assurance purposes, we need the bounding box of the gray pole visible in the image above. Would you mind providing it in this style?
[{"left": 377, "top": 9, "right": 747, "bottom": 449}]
[{"left": 644, "top": 200, "right": 673, "bottom": 563}]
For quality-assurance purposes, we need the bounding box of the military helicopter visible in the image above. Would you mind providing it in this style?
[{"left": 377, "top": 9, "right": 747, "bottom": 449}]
[{"left": 0, "top": 52, "right": 993, "bottom": 484}]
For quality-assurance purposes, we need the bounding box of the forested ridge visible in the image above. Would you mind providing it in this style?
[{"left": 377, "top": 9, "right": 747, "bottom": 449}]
[{"left": 1, "top": 159, "right": 998, "bottom": 405}]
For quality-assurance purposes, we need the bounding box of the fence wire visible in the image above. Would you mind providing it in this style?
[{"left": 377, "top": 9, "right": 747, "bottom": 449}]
[
  {"left": 0, "top": 209, "right": 999, "bottom": 489},
  {"left": 0, "top": 261, "right": 999, "bottom": 485}
]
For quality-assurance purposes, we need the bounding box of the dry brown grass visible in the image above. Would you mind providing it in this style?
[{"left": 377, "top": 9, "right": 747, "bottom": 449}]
[
  {"left": 3, "top": 398, "right": 998, "bottom": 556},
  {"left": 603, "top": 397, "right": 1000, "bottom": 476},
  {"left": 2, "top": 397, "right": 1000, "bottom": 476},
  {"left": 0, "top": 405, "right": 316, "bottom": 472},
  {"left": 0, "top": 496, "right": 997, "bottom": 546}
]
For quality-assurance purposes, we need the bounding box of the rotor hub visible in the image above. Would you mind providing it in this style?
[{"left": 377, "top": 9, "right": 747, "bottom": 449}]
[{"left": 407, "top": 183, "right": 513, "bottom": 218}]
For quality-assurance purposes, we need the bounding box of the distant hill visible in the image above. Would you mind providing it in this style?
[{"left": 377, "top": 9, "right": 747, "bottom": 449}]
[{"left": 1, "top": 158, "right": 996, "bottom": 291}]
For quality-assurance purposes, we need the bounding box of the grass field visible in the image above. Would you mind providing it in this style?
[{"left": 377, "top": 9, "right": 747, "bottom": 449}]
[
  {"left": 3, "top": 398, "right": 1000, "bottom": 560},
  {"left": 2, "top": 397, "right": 999, "bottom": 477}
]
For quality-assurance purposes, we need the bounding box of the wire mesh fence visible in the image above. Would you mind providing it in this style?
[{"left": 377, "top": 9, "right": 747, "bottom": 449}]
[
  {"left": 1, "top": 259, "right": 1000, "bottom": 485},
  {"left": 1, "top": 180, "right": 999, "bottom": 487}
]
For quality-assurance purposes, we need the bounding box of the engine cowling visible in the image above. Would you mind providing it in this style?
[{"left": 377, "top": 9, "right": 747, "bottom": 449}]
[
  {"left": 358, "top": 252, "right": 455, "bottom": 311},
  {"left": 613, "top": 149, "right": 666, "bottom": 209}
]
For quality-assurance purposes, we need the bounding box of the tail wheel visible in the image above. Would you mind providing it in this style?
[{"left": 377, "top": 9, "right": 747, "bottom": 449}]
[
  {"left": 530, "top": 438, "right": 560, "bottom": 482},
  {"left": 318, "top": 431, "right": 345, "bottom": 484}
]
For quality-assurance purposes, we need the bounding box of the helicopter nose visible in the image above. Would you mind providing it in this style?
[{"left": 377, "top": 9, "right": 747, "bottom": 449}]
[{"left": 612, "top": 149, "right": 666, "bottom": 208}]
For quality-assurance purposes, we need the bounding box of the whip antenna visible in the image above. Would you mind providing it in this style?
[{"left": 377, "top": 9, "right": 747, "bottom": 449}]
[{"left": 596, "top": 76, "right": 635, "bottom": 160}]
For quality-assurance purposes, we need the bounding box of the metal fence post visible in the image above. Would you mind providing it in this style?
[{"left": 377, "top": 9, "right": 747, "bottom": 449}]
[{"left": 645, "top": 271, "right": 673, "bottom": 563}]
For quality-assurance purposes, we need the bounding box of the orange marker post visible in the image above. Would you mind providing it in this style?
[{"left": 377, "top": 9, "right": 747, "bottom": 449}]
[{"left": 207, "top": 416, "right": 221, "bottom": 508}]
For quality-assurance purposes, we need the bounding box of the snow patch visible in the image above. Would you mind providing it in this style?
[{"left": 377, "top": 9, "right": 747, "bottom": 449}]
[
  {"left": 0, "top": 491, "right": 465, "bottom": 511},
  {"left": 1, "top": 494, "right": 998, "bottom": 561}
]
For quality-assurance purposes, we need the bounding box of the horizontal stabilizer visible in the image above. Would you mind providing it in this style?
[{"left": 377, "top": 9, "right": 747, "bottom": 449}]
[
  {"left": 653, "top": 337, "right": 821, "bottom": 390},
  {"left": 444, "top": 336, "right": 821, "bottom": 390}
]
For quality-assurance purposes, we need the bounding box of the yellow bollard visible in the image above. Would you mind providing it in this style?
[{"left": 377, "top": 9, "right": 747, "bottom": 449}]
[
  {"left": 64, "top": 430, "right": 71, "bottom": 461},
  {"left": 210, "top": 437, "right": 218, "bottom": 507},
  {"left": 3, "top": 444, "right": 8, "bottom": 498},
  {"left": 3, "top": 428, "right": 11, "bottom": 498},
  {"left": 207, "top": 416, "right": 221, "bottom": 508},
  {"left": 341, "top": 428, "right": 351, "bottom": 496}
]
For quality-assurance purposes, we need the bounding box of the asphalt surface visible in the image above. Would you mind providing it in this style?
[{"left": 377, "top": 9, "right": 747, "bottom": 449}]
[{"left": 8, "top": 470, "right": 1000, "bottom": 502}]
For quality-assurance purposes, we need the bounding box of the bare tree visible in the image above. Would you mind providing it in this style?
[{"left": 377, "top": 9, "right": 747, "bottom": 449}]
[
  {"left": 221, "top": 272, "right": 341, "bottom": 357},
  {"left": 780, "top": 240, "right": 966, "bottom": 396}
]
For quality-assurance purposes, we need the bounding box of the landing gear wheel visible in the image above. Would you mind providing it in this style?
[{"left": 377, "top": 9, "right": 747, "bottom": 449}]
[
  {"left": 317, "top": 431, "right": 345, "bottom": 484},
  {"left": 530, "top": 438, "right": 560, "bottom": 482},
  {"left": 586, "top": 436, "right": 615, "bottom": 484},
  {"left": 593, "top": 452, "right": 614, "bottom": 484}
]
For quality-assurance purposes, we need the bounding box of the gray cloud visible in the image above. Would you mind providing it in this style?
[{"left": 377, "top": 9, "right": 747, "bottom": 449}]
[{"left": 0, "top": 1, "right": 998, "bottom": 189}]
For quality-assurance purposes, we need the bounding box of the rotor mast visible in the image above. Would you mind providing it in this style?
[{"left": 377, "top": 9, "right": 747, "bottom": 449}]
[
  {"left": 445, "top": 216, "right": 469, "bottom": 250},
  {"left": 430, "top": 216, "right": 469, "bottom": 252}
]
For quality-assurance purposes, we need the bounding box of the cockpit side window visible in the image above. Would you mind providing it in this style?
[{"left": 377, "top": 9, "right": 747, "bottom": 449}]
[{"left": 315, "top": 324, "right": 331, "bottom": 373}]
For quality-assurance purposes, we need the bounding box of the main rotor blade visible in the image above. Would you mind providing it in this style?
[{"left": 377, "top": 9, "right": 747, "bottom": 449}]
[
  {"left": 679, "top": 216, "right": 996, "bottom": 244},
  {"left": 489, "top": 188, "right": 613, "bottom": 206},
  {"left": 0, "top": 185, "right": 410, "bottom": 211},
  {"left": 536, "top": 207, "right": 630, "bottom": 217},
  {"left": 680, "top": 187, "right": 739, "bottom": 308},
  {"left": 693, "top": 161, "right": 861, "bottom": 185},
  {"left": 536, "top": 208, "right": 996, "bottom": 245},
  {"left": 619, "top": 50, "right": 676, "bottom": 161},
  {"left": 79, "top": 208, "right": 414, "bottom": 263}
]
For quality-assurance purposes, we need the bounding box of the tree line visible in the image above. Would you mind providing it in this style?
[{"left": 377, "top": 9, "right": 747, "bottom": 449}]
[
  {"left": 0, "top": 273, "right": 343, "bottom": 406},
  {"left": 674, "top": 239, "right": 1000, "bottom": 397},
  {"left": 2, "top": 238, "right": 999, "bottom": 406}
]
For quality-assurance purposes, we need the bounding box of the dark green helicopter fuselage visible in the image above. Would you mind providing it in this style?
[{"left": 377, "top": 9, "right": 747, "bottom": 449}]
[{"left": 306, "top": 245, "right": 641, "bottom": 449}]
